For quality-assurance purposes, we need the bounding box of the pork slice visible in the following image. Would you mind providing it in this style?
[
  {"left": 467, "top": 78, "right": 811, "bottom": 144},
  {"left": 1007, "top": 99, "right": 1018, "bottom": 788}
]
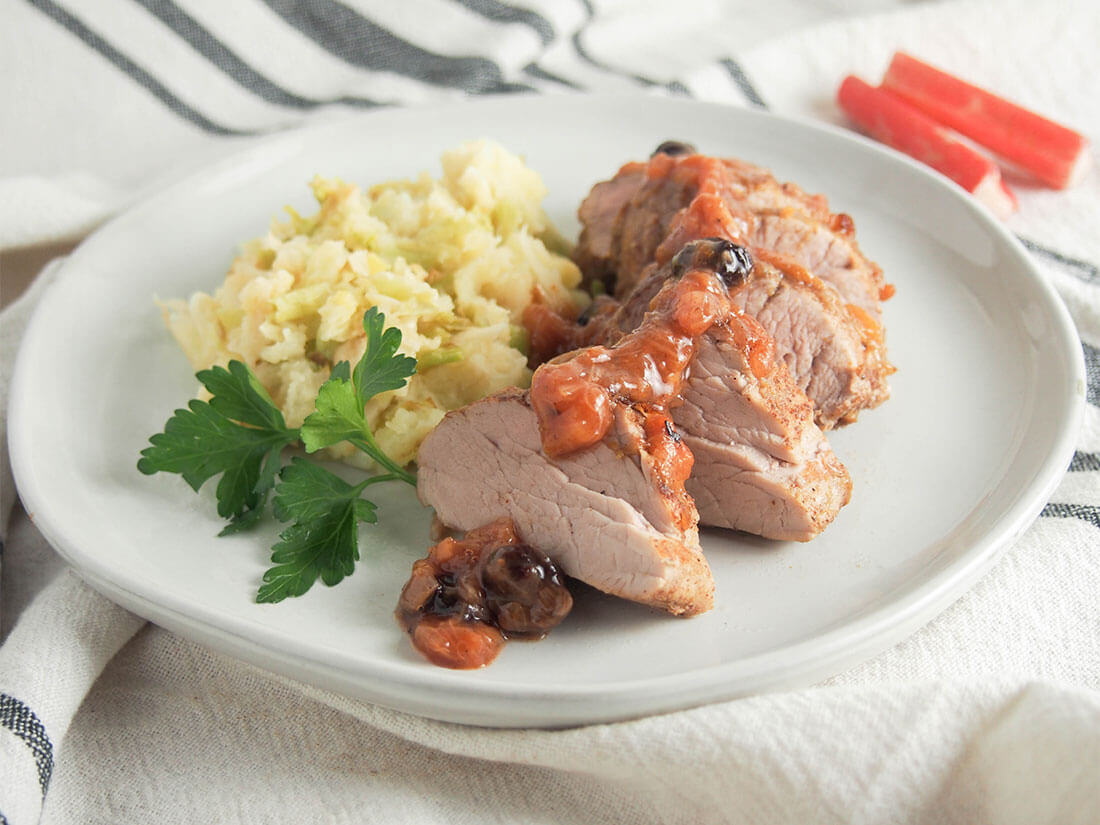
[
  {"left": 607, "top": 171, "right": 699, "bottom": 297},
  {"left": 572, "top": 147, "right": 891, "bottom": 326},
  {"left": 416, "top": 388, "right": 713, "bottom": 616},
  {"left": 674, "top": 329, "right": 852, "bottom": 540},
  {"left": 751, "top": 210, "right": 886, "bottom": 322},
  {"left": 711, "top": 158, "right": 890, "bottom": 322},
  {"left": 609, "top": 255, "right": 890, "bottom": 429},
  {"left": 730, "top": 257, "right": 890, "bottom": 428},
  {"left": 582, "top": 239, "right": 853, "bottom": 539},
  {"left": 573, "top": 164, "right": 645, "bottom": 290}
]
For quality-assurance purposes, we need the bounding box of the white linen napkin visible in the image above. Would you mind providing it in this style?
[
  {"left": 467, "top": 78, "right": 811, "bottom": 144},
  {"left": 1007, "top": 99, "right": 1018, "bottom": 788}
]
[{"left": 2, "top": 1, "right": 1098, "bottom": 823}]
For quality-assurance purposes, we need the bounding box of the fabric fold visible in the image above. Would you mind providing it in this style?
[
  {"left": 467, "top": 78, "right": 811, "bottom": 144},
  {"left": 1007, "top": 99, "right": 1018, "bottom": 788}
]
[{"left": 0, "top": 572, "right": 144, "bottom": 825}]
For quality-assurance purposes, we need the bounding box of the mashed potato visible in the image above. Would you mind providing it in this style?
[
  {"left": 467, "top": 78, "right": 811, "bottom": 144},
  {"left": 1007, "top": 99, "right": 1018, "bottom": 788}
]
[{"left": 160, "top": 140, "right": 584, "bottom": 468}]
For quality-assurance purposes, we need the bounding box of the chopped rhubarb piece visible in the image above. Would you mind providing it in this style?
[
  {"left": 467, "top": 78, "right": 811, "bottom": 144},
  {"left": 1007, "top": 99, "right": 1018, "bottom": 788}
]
[
  {"left": 837, "top": 75, "right": 1016, "bottom": 218},
  {"left": 882, "top": 52, "right": 1091, "bottom": 189}
]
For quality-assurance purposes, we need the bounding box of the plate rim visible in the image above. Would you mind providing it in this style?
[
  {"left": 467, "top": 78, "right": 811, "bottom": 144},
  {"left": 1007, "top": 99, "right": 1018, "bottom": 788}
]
[{"left": 7, "top": 94, "right": 1086, "bottom": 727}]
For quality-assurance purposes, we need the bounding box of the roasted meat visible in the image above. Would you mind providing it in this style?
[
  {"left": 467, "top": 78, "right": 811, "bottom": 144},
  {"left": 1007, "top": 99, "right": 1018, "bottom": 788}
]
[
  {"left": 554, "top": 240, "right": 854, "bottom": 536},
  {"left": 421, "top": 240, "right": 852, "bottom": 619},
  {"left": 597, "top": 251, "right": 890, "bottom": 429},
  {"left": 572, "top": 145, "right": 894, "bottom": 426},
  {"left": 417, "top": 389, "right": 713, "bottom": 616},
  {"left": 628, "top": 240, "right": 852, "bottom": 538},
  {"left": 677, "top": 325, "right": 851, "bottom": 539}
]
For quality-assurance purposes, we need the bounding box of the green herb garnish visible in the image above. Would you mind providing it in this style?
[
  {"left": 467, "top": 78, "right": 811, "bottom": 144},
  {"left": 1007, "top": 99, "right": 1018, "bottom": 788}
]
[
  {"left": 257, "top": 458, "right": 381, "bottom": 603},
  {"left": 139, "top": 307, "right": 417, "bottom": 603},
  {"left": 298, "top": 308, "right": 416, "bottom": 485},
  {"left": 136, "top": 360, "right": 298, "bottom": 532}
]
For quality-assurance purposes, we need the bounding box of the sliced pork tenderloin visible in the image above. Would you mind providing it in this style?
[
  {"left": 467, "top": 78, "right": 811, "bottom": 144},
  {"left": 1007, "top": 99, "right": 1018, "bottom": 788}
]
[
  {"left": 578, "top": 148, "right": 891, "bottom": 318},
  {"left": 640, "top": 239, "right": 852, "bottom": 538},
  {"left": 722, "top": 156, "right": 892, "bottom": 321},
  {"left": 526, "top": 238, "right": 853, "bottom": 540},
  {"left": 417, "top": 388, "right": 714, "bottom": 617},
  {"left": 608, "top": 250, "right": 890, "bottom": 429},
  {"left": 421, "top": 239, "right": 853, "bottom": 621},
  {"left": 572, "top": 164, "right": 646, "bottom": 292},
  {"left": 571, "top": 146, "right": 894, "bottom": 426},
  {"left": 675, "top": 328, "right": 851, "bottom": 539}
]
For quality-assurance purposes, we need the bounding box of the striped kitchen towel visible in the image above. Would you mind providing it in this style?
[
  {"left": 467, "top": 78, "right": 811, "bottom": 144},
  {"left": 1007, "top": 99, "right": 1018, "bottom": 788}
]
[{"left": 2, "top": 0, "right": 759, "bottom": 250}]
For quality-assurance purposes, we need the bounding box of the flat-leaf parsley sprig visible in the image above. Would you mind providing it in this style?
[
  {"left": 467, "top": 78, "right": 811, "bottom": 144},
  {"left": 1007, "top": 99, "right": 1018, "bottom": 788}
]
[
  {"left": 298, "top": 307, "right": 416, "bottom": 485},
  {"left": 138, "top": 307, "right": 418, "bottom": 603},
  {"left": 136, "top": 360, "right": 298, "bottom": 533}
]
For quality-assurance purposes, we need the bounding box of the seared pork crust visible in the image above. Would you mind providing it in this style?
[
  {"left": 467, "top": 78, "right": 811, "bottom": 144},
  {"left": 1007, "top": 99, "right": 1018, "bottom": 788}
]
[
  {"left": 417, "top": 389, "right": 713, "bottom": 616},
  {"left": 572, "top": 150, "right": 894, "bottom": 427}
]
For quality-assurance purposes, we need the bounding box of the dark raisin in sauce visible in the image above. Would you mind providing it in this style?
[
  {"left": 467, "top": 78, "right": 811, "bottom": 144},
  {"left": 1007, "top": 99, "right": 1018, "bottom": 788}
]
[
  {"left": 396, "top": 518, "right": 573, "bottom": 669},
  {"left": 652, "top": 140, "right": 698, "bottom": 157}
]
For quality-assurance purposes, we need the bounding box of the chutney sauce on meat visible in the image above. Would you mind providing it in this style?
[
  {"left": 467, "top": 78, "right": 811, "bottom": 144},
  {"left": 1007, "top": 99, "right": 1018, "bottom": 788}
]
[
  {"left": 401, "top": 139, "right": 892, "bottom": 668},
  {"left": 398, "top": 239, "right": 757, "bottom": 669},
  {"left": 529, "top": 239, "right": 762, "bottom": 523}
]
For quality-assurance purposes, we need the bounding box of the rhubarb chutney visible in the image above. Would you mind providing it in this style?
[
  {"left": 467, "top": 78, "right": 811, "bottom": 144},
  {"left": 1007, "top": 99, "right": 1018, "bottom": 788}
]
[
  {"left": 396, "top": 518, "right": 573, "bottom": 669},
  {"left": 529, "top": 238, "right": 762, "bottom": 463}
]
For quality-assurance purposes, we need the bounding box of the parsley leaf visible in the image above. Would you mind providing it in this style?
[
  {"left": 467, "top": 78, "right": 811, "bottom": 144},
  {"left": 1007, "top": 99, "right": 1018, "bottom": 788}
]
[
  {"left": 300, "top": 307, "right": 417, "bottom": 484},
  {"left": 138, "top": 362, "right": 298, "bottom": 529},
  {"left": 141, "top": 307, "right": 419, "bottom": 603},
  {"left": 256, "top": 458, "right": 380, "bottom": 603},
  {"left": 354, "top": 306, "right": 418, "bottom": 402},
  {"left": 297, "top": 361, "right": 362, "bottom": 452}
]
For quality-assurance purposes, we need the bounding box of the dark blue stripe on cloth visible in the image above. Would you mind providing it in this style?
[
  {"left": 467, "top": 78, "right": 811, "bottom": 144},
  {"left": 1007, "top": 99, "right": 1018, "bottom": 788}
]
[
  {"left": 720, "top": 58, "right": 767, "bottom": 108},
  {"left": 1041, "top": 502, "right": 1100, "bottom": 530},
  {"left": 1068, "top": 451, "right": 1100, "bottom": 472},
  {"left": 0, "top": 694, "right": 54, "bottom": 795},
  {"left": 571, "top": 0, "right": 689, "bottom": 96},
  {"left": 1083, "top": 341, "right": 1100, "bottom": 408},
  {"left": 27, "top": 0, "right": 254, "bottom": 135},
  {"left": 522, "top": 62, "right": 582, "bottom": 90},
  {"left": 1018, "top": 237, "right": 1100, "bottom": 285},
  {"left": 135, "top": 0, "right": 382, "bottom": 110},
  {"left": 261, "top": 0, "right": 532, "bottom": 94},
  {"left": 458, "top": 1, "right": 581, "bottom": 92},
  {"left": 456, "top": 0, "right": 555, "bottom": 45}
]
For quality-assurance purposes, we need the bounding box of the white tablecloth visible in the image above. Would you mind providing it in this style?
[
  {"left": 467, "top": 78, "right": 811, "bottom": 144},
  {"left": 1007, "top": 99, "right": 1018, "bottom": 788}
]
[{"left": 2, "top": 1, "right": 1098, "bottom": 822}]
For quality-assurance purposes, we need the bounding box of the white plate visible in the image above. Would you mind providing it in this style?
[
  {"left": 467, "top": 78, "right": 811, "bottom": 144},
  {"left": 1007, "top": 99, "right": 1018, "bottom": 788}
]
[{"left": 9, "top": 95, "right": 1085, "bottom": 728}]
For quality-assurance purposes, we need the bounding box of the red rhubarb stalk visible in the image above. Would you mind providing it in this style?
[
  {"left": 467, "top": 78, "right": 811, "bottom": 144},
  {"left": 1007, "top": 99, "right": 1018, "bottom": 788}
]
[
  {"left": 837, "top": 75, "right": 1016, "bottom": 218},
  {"left": 881, "top": 51, "right": 1091, "bottom": 189}
]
